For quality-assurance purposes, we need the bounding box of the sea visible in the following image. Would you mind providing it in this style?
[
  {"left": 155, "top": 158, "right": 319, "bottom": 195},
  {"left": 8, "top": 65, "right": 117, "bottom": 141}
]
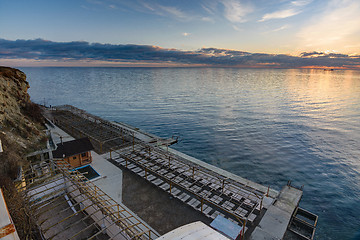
[{"left": 21, "top": 67, "right": 360, "bottom": 240}]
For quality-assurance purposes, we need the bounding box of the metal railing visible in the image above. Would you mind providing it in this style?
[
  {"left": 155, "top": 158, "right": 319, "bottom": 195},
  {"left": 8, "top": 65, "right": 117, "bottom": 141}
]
[{"left": 17, "top": 160, "right": 160, "bottom": 240}]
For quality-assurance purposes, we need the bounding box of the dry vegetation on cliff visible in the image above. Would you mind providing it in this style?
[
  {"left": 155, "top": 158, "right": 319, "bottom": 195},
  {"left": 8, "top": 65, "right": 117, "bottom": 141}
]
[{"left": 0, "top": 66, "right": 47, "bottom": 239}]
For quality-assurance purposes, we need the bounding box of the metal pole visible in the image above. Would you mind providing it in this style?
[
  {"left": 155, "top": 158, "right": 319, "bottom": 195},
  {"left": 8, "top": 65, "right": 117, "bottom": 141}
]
[
  {"left": 242, "top": 220, "right": 246, "bottom": 240},
  {"left": 201, "top": 198, "right": 204, "bottom": 212},
  {"left": 222, "top": 179, "right": 226, "bottom": 193},
  {"left": 132, "top": 133, "right": 134, "bottom": 152}
]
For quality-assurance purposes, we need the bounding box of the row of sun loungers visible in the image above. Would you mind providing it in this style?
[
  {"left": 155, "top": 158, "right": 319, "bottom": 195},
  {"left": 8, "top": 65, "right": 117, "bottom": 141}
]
[{"left": 105, "top": 144, "right": 261, "bottom": 230}]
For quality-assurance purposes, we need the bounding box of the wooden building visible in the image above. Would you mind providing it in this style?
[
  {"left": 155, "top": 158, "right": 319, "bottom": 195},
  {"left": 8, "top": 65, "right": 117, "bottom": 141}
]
[{"left": 52, "top": 137, "right": 94, "bottom": 168}]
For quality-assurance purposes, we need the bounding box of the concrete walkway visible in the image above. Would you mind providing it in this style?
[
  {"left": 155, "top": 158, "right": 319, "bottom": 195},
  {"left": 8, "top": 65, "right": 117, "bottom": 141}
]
[
  {"left": 90, "top": 151, "right": 122, "bottom": 202},
  {"left": 250, "top": 185, "right": 302, "bottom": 240}
]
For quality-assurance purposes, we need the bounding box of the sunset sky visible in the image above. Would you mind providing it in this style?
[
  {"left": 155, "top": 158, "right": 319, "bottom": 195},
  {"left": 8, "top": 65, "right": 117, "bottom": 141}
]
[{"left": 1, "top": 0, "right": 360, "bottom": 68}]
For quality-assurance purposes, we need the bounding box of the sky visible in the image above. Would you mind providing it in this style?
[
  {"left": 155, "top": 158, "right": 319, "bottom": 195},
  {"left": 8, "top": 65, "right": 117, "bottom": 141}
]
[{"left": 0, "top": 0, "right": 360, "bottom": 68}]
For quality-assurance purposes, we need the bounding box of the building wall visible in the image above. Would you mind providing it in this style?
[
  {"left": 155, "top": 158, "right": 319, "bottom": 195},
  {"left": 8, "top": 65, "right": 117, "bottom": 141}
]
[
  {"left": 64, "top": 151, "right": 92, "bottom": 168},
  {"left": 0, "top": 189, "right": 20, "bottom": 240}
]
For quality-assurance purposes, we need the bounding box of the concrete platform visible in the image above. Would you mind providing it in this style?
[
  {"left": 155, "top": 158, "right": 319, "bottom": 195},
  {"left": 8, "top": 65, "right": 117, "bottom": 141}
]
[
  {"left": 250, "top": 185, "right": 303, "bottom": 240},
  {"left": 46, "top": 123, "right": 75, "bottom": 144},
  {"left": 90, "top": 151, "right": 123, "bottom": 203}
]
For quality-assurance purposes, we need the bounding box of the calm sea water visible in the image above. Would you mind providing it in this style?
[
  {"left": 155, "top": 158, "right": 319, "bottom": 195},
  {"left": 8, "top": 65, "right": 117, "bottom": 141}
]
[{"left": 22, "top": 67, "right": 360, "bottom": 239}]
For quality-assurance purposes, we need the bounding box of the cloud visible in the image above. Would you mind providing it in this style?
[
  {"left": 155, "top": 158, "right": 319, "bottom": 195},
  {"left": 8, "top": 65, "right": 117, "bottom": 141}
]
[
  {"left": 259, "top": 9, "right": 300, "bottom": 22},
  {"left": 266, "top": 24, "right": 290, "bottom": 33},
  {"left": 0, "top": 39, "right": 359, "bottom": 69},
  {"left": 297, "top": 0, "right": 360, "bottom": 53},
  {"left": 232, "top": 25, "right": 242, "bottom": 32},
  {"left": 141, "top": 2, "right": 190, "bottom": 21},
  {"left": 86, "top": 0, "right": 103, "bottom": 5},
  {"left": 158, "top": 5, "right": 188, "bottom": 20},
  {"left": 201, "top": 17, "right": 214, "bottom": 22},
  {"left": 221, "top": 0, "right": 253, "bottom": 23},
  {"left": 300, "top": 51, "right": 350, "bottom": 58},
  {"left": 182, "top": 32, "right": 191, "bottom": 37},
  {"left": 291, "top": 0, "right": 312, "bottom": 7},
  {"left": 201, "top": 3, "right": 216, "bottom": 15}
]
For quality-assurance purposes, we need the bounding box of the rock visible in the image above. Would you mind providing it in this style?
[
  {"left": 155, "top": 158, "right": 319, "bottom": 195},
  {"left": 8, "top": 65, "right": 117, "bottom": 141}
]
[
  {"left": 0, "top": 66, "right": 46, "bottom": 178},
  {"left": 0, "top": 67, "right": 30, "bottom": 124}
]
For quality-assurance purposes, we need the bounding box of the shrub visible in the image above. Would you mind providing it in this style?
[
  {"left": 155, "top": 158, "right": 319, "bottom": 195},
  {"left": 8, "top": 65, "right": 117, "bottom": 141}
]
[{"left": 22, "top": 102, "right": 44, "bottom": 124}]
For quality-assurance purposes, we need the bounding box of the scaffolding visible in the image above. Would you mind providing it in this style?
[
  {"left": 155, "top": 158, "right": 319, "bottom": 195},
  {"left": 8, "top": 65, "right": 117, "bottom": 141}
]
[
  {"left": 108, "top": 143, "right": 265, "bottom": 234},
  {"left": 44, "top": 105, "right": 317, "bottom": 240},
  {"left": 17, "top": 160, "right": 160, "bottom": 240},
  {"left": 45, "top": 106, "right": 271, "bottom": 235},
  {"left": 50, "top": 105, "right": 134, "bottom": 153}
]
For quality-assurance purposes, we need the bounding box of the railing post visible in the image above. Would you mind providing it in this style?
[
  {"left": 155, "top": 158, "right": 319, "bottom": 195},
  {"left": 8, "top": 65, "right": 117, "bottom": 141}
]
[
  {"left": 132, "top": 133, "right": 135, "bottom": 152},
  {"left": 222, "top": 178, "right": 226, "bottom": 193},
  {"left": 201, "top": 198, "right": 204, "bottom": 212}
]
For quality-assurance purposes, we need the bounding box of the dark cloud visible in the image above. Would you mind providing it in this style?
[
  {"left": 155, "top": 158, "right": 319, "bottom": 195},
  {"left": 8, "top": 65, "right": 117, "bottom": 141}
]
[
  {"left": 1, "top": 38, "right": 360, "bottom": 68},
  {"left": 300, "top": 51, "right": 324, "bottom": 57}
]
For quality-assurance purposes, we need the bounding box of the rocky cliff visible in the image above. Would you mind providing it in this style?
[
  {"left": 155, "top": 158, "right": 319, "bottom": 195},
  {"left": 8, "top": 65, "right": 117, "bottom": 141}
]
[
  {"left": 0, "top": 67, "right": 46, "bottom": 239},
  {"left": 0, "top": 66, "right": 44, "bottom": 137},
  {"left": 0, "top": 67, "right": 29, "bottom": 121},
  {"left": 0, "top": 67, "right": 46, "bottom": 177}
]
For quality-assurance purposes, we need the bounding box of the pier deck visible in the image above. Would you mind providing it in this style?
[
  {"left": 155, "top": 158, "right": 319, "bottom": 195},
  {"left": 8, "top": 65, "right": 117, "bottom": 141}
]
[
  {"left": 46, "top": 105, "right": 317, "bottom": 239},
  {"left": 107, "top": 144, "right": 264, "bottom": 230}
]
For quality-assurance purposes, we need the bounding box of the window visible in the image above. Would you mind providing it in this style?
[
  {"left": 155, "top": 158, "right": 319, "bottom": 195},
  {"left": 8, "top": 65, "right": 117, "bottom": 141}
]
[
  {"left": 73, "top": 156, "right": 77, "bottom": 160},
  {"left": 81, "top": 152, "right": 87, "bottom": 157}
]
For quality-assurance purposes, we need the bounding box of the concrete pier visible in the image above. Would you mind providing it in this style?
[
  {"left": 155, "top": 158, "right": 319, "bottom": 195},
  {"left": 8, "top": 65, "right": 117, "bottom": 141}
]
[
  {"left": 43, "top": 105, "right": 316, "bottom": 239},
  {"left": 250, "top": 185, "right": 303, "bottom": 240}
]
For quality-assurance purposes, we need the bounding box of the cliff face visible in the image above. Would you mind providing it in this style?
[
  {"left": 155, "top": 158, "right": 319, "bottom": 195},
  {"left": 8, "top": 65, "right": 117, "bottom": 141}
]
[
  {"left": 0, "top": 67, "right": 29, "bottom": 120},
  {"left": 0, "top": 67, "right": 46, "bottom": 239},
  {"left": 0, "top": 66, "right": 45, "bottom": 178}
]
